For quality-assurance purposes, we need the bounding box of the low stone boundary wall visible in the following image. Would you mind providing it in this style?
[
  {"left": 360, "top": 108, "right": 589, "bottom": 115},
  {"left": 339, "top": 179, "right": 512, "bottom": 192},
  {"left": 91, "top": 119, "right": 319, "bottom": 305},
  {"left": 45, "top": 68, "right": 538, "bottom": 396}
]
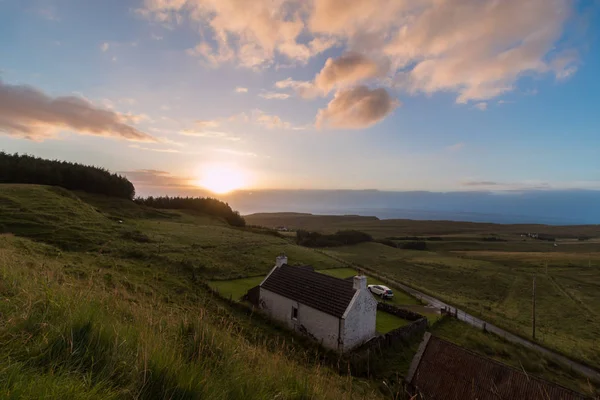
[
  {"left": 377, "top": 302, "right": 423, "bottom": 321},
  {"left": 352, "top": 303, "right": 428, "bottom": 357},
  {"left": 365, "top": 318, "right": 428, "bottom": 351}
]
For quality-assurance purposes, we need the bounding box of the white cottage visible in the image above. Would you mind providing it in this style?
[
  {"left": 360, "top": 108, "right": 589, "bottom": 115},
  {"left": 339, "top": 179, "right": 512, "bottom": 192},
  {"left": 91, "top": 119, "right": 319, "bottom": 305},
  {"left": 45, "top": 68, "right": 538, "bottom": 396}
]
[{"left": 259, "top": 255, "right": 377, "bottom": 352}]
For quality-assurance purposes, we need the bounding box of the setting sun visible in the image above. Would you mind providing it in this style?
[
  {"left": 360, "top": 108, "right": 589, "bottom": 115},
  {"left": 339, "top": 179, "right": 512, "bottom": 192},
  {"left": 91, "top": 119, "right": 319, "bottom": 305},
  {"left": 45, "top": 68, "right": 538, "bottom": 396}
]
[{"left": 196, "top": 163, "right": 247, "bottom": 194}]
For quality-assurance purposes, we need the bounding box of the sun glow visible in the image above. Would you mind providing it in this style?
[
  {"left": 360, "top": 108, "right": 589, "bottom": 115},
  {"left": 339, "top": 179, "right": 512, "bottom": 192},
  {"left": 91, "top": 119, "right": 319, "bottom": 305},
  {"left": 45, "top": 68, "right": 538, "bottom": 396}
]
[{"left": 196, "top": 163, "right": 247, "bottom": 194}]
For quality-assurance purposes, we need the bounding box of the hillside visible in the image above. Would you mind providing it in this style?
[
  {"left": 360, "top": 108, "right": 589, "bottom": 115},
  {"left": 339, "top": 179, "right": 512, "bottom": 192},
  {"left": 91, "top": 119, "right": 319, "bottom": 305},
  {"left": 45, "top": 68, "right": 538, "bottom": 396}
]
[
  {"left": 0, "top": 184, "right": 378, "bottom": 399},
  {"left": 245, "top": 212, "right": 600, "bottom": 238},
  {"left": 2, "top": 185, "right": 599, "bottom": 398}
]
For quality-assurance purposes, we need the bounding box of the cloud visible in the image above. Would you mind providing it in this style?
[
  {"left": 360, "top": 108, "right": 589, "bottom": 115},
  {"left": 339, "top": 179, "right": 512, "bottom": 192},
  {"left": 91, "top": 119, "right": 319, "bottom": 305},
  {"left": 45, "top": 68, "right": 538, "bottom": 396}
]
[
  {"left": 151, "top": 33, "right": 164, "bottom": 40},
  {"left": 314, "top": 52, "right": 388, "bottom": 94},
  {"left": 144, "top": 0, "right": 316, "bottom": 69},
  {"left": 274, "top": 78, "right": 319, "bottom": 98},
  {"left": 227, "top": 109, "right": 299, "bottom": 130},
  {"left": 316, "top": 86, "right": 399, "bottom": 129},
  {"left": 388, "top": 0, "right": 576, "bottom": 103},
  {"left": 140, "top": 0, "right": 579, "bottom": 104},
  {"left": 462, "top": 181, "right": 500, "bottom": 187},
  {"left": 253, "top": 109, "right": 291, "bottom": 129},
  {"left": 0, "top": 80, "right": 156, "bottom": 142},
  {"left": 195, "top": 119, "right": 220, "bottom": 129},
  {"left": 460, "top": 180, "right": 559, "bottom": 191},
  {"left": 235, "top": 87, "right": 248, "bottom": 93},
  {"left": 474, "top": 102, "right": 488, "bottom": 111},
  {"left": 118, "top": 98, "right": 137, "bottom": 105},
  {"left": 214, "top": 148, "right": 258, "bottom": 157},
  {"left": 446, "top": 143, "right": 465, "bottom": 152},
  {"left": 100, "top": 42, "right": 110, "bottom": 52},
  {"left": 130, "top": 144, "right": 181, "bottom": 153},
  {"left": 180, "top": 129, "right": 240, "bottom": 141},
  {"left": 259, "top": 91, "right": 290, "bottom": 100}
]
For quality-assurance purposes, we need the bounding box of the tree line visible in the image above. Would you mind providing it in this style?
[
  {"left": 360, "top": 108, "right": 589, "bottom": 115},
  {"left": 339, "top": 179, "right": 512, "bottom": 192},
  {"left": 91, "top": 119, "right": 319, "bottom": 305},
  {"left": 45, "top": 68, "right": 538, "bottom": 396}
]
[
  {"left": 296, "top": 229, "right": 373, "bottom": 247},
  {"left": 134, "top": 196, "right": 246, "bottom": 227},
  {"left": 0, "top": 152, "right": 247, "bottom": 227},
  {"left": 0, "top": 152, "right": 135, "bottom": 199}
]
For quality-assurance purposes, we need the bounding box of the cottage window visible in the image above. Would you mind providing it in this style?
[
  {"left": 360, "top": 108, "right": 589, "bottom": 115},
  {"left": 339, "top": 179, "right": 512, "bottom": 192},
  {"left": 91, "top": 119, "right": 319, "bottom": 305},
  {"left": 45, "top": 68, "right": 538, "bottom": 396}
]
[{"left": 291, "top": 306, "right": 298, "bottom": 320}]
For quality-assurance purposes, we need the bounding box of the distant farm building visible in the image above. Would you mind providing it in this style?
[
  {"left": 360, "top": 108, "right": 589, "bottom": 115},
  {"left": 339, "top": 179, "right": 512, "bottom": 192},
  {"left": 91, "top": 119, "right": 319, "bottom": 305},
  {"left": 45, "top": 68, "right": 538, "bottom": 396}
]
[
  {"left": 406, "top": 333, "right": 586, "bottom": 400},
  {"left": 257, "top": 255, "right": 377, "bottom": 352}
]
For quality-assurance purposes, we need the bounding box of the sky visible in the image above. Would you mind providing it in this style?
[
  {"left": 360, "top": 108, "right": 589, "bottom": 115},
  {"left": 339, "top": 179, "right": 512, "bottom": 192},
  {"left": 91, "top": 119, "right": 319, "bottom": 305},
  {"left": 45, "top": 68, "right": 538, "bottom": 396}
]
[{"left": 1, "top": 0, "right": 600, "bottom": 197}]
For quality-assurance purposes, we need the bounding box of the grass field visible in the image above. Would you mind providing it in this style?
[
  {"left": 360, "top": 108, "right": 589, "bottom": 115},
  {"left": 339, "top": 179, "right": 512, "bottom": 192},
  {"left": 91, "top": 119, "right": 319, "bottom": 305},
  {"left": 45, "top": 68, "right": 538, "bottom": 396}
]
[
  {"left": 0, "top": 185, "right": 383, "bottom": 399},
  {"left": 1, "top": 185, "right": 598, "bottom": 397},
  {"left": 322, "top": 241, "right": 600, "bottom": 370},
  {"left": 376, "top": 312, "right": 411, "bottom": 333},
  {"left": 209, "top": 276, "right": 265, "bottom": 300}
]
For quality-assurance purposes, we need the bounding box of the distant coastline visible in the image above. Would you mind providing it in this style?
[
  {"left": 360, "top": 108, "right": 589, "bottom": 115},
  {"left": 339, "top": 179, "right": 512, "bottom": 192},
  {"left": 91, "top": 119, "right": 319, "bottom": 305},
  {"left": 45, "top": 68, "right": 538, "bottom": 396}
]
[{"left": 240, "top": 207, "right": 591, "bottom": 226}]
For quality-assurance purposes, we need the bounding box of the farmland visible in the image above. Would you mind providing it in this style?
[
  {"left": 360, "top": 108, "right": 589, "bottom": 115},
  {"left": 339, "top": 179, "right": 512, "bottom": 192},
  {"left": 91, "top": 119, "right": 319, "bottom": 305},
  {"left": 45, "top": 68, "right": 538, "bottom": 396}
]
[
  {"left": 246, "top": 212, "right": 600, "bottom": 371},
  {"left": 1, "top": 185, "right": 599, "bottom": 397}
]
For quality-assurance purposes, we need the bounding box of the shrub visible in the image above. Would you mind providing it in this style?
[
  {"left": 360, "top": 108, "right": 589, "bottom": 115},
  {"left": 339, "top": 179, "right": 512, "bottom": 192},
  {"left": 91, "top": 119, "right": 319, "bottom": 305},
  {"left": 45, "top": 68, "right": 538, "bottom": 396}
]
[
  {"left": 401, "top": 241, "right": 428, "bottom": 251},
  {"left": 296, "top": 229, "right": 372, "bottom": 247},
  {"left": 375, "top": 239, "right": 397, "bottom": 248}
]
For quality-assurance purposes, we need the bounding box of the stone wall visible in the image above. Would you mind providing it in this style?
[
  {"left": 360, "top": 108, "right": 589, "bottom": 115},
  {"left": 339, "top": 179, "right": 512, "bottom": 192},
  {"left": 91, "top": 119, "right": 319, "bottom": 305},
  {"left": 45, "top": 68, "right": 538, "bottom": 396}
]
[
  {"left": 351, "top": 303, "right": 428, "bottom": 355},
  {"left": 377, "top": 302, "right": 423, "bottom": 321},
  {"left": 364, "top": 318, "right": 428, "bottom": 351}
]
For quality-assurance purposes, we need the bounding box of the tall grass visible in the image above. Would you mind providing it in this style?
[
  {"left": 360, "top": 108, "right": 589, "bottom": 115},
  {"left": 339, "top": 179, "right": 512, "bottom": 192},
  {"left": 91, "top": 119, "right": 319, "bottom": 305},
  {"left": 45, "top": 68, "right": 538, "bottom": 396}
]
[{"left": 0, "top": 234, "right": 382, "bottom": 399}]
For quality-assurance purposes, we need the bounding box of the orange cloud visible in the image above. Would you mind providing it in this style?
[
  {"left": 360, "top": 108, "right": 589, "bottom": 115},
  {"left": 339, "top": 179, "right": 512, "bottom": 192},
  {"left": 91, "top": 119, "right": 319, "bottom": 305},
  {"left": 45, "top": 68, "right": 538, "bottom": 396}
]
[
  {"left": 316, "top": 86, "right": 400, "bottom": 129},
  {"left": 0, "top": 80, "right": 156, "bottom": 142},
  {"left": 315, "top": 52, "right": 388, "bottom": 94},
  {"left": 140, "top": 0, "right": 578, "bottom": 105}
]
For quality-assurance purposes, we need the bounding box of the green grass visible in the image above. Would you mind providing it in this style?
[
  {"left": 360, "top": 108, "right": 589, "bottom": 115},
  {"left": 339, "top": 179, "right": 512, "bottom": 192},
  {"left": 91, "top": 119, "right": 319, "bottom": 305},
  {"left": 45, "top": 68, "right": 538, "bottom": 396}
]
[
  {"left": 320, "top": 267, "right": 420, "bottom": 306},
  {"left": 1, "top": 184, "right": 598, "bottom": 398},
  {"left": 376, "top": 311, "right": 411, "bottom": 333},
  {"left": 0, "top": 185, "right": 384, "bottom": 399},
  {"left": 0, "top": 185, "right": 116, "bottom": 250},
  {"left": 209, "top": 276, "right": 265, "bottom": 300},
  {"left": 322, "top": 242, "right": 600, "bottom": 370}
]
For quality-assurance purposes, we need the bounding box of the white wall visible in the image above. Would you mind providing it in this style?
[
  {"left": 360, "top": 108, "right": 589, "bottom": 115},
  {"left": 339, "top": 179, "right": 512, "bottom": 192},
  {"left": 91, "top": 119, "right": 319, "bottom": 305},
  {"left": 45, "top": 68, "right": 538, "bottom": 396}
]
[
  {"left": 341, "top": 289, "right": 378, "bottom": 351},
  {"left": 259, "top": 288, "right": 341, "bottom": 350}
]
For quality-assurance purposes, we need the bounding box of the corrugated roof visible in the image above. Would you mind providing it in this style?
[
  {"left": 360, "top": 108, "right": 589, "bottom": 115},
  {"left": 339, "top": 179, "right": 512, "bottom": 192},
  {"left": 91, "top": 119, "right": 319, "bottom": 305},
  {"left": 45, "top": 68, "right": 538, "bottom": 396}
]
[
  {"left": 260, "top": 265, "right": 356, "bottom": 318},
  {"left": 409, "top": 335, "right": 587, "bottom": 400}
]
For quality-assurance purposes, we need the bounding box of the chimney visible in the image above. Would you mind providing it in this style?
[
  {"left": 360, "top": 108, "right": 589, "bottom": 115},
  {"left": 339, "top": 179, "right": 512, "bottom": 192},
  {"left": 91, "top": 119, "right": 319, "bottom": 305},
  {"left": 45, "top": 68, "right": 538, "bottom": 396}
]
[
  {"left": 275, "top": 254, "right": 288, "bottom": 268},
  {"left": 353, "top": 275, "right": 367, "bottom": 290}
]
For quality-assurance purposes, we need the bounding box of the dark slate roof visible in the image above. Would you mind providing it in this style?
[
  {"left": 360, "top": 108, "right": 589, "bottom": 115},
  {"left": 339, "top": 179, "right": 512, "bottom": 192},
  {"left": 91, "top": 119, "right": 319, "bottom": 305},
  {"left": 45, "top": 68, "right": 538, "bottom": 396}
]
[
  {"left": 261, "top": 264, "right": 356, "bottom": 318},
  {"left": 408, "top": 334, "right": 587, "bottom": 400}
]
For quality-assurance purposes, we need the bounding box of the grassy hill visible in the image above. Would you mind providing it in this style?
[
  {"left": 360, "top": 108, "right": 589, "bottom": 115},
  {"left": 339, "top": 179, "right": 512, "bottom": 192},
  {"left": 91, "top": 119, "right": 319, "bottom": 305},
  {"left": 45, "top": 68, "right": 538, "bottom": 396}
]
[
  {"left": 1, "top": 185, "right": 598, "bottom": 398},
  {"left": 0, "top": 185, "right": 379, "bottom": 399}
]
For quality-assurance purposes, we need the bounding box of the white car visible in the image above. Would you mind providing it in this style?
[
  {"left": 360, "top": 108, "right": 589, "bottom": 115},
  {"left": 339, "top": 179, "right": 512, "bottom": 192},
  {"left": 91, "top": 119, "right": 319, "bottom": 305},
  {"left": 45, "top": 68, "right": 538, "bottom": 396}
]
[{"left": 368, "top": 284, "right": 394, "bottom": 299}]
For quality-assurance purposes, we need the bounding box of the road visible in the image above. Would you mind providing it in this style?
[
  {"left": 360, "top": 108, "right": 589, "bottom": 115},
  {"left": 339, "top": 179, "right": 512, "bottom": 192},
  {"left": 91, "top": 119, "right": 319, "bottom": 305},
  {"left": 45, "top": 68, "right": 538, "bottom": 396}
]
[{"left": 366, "top": 268, "right": 600, "bottom": 383}]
